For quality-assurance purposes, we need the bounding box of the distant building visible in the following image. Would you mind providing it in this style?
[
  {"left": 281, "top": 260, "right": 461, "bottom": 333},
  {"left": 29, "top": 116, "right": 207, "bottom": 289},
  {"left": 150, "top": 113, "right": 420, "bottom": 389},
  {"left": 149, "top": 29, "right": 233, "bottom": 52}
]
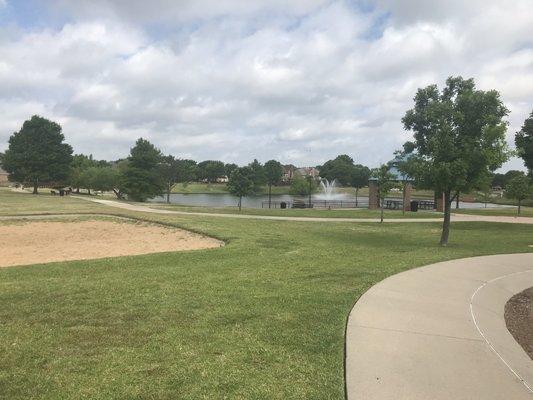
[
  {"left": 294, "top": 167, "right": 320, "bottom": 179},
  {"left": 0, "top": 168, "right": 9, "bottom": 186},
  {"left": 282, "top": 164, "right": 297, "bottom": 182}
]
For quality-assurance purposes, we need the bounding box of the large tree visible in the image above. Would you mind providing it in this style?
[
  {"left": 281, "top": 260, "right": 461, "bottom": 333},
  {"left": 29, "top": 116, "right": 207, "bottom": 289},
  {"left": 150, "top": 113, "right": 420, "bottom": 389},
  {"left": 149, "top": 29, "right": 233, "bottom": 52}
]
[
  {"left": 70, "top": 154, "right": 94, "bottom": 193},
  {"left": 264, "top": 159, "right": 283, "bottom": 208},
  {"left": 160, "top": 155, "right": 179, "bottom": 203},
  {"left": 372, "top": 164, "right": 396, "bottom": 223},
  {"left": 248, "top": 159, "right": 266, "bottom": 193},
  {"left": 2, "top": 116, "right": 73, "bottom": 194},
  {"left": 506, "top": 174, "right": 531, "bottom": 214},
  {"left": 160, "top": 156, "right": 198, "bottom": 203},
  {"left": 227, "top": 167, "right": 254, "bottom": 211},
  {"left": 224, "top": 163, "right": 238, "bottom": 178},
  {"left": 515, "top": 110, "right": 533, "bottom": 175},
  {"left": 401, "top": 76, "right": 509, "bottom": 245},
  {"left": 197, "top": 160, "right": 225, "bottom": 183},
  {"left": 351, "top": 164, "right": 371, "bottom": 206},
  {"left": 318, "top": 154, "right": 355, "bottom": 186},
  {"left": 122, "top": 138, "right": 165, "bottom": 202}
]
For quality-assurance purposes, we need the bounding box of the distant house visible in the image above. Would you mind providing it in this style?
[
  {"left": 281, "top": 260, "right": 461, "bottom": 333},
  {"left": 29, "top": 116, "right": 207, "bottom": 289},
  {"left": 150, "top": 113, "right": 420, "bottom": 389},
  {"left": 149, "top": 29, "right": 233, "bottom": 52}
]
[
  {"left": 294, "top": 167, "right": 320, "bottom": 179},
  {"left": 0, "top": 168, "right": 9, "bottom": 186},
  {"left": 282, "top": 164, "right": 297, "bottom": 182}
]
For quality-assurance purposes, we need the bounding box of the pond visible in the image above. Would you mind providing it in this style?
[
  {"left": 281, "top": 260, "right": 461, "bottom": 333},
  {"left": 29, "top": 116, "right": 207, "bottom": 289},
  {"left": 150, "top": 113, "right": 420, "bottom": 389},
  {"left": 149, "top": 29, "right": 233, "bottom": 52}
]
[{"left": 148, "top": 193, "right": 515, "bottom": 210}]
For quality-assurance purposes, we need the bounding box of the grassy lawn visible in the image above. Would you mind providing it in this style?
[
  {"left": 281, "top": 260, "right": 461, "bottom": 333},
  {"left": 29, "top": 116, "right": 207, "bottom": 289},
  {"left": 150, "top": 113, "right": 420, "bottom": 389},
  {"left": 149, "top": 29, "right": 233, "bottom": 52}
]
[
  {"left": 171, "top": 182, "right": 230, "bottom": 194},
  {"left": 0, "top": 188, "right": 109, "bottom": 216},
  {"left": 454, "top": 206, "right": 533, "bottom": 218},
  {"left": 1, "top": 190, "right": 532, "bottom": 399},
  {"left": 148, "top": 202, "right": 440, "bottom": 219}
]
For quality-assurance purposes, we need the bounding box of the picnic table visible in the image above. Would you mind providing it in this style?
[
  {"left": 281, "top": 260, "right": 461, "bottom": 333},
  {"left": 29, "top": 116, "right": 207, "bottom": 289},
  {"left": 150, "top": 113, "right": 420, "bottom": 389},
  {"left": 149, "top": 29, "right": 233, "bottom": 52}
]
[
  {"left": 418, "top": 200, "right": 435, "bottom": 210},
  {"left": 384, "top": 199, "right": 403, "bottom": 210}
]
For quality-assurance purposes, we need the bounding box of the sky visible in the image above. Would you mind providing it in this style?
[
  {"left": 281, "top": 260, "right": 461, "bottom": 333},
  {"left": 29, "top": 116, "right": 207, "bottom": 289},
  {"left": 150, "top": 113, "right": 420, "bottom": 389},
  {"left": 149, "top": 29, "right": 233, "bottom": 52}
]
[{"left": 0, "top": 0, "right": 531, "bottom": 171}]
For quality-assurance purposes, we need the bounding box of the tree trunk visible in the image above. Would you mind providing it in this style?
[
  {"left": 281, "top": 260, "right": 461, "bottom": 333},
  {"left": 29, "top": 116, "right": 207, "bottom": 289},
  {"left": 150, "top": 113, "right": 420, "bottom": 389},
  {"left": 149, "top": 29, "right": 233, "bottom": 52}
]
[
  {"left": 518, "top": 199, "right": 521, "bottom": 215},
  {"left": 380, "top": 198, "right": 384, "bottom": 223},
  {"left": 238, "top": 196, "right": 242, "bottom": 211},
  {"left": 268, "top": 184, "right": 272, "bottom": 209},
  {"left": 88, "top": 188, "right": 91, "bottom": 195},
  {"left": 355, "top": 187, "right": 359, "bottom": 207},
  {"left": 455, "top": 191, "right": 460, "bottom": 209},
  {"left": 439, "top": 190, "right": 452, "bottom": 246},
  {"left": 308, "top": 180, "right": 312, "bottom": 208},
  {"left": 166, "top": 189, "right": 170, "bottom": 204},
  {"left": 402, "top": 182, "right": 406, "bottom": 215},
  {"left": 76, "top": 187, "right": 80, "bottom": 194},
  {"left": 32, "top": 183, "right": 38, "bottom": 194}
]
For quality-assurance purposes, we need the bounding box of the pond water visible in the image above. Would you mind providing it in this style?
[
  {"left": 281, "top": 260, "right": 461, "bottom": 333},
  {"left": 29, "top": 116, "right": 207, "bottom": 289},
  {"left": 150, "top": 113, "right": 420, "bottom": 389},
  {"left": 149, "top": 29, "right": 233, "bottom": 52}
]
[{"left": 149, "top": 193, "right": 515, "bottom": 210}]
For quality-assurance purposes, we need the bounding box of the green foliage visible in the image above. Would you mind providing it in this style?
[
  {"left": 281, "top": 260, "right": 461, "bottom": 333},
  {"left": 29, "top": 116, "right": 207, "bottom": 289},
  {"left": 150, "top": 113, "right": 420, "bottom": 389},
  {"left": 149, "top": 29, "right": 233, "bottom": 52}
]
[
  {"left": 227, "top": 167, "right": 254, "bottom": 210},
  {"left": 2, "top": 116, "right": 73, "bottom": 192},
  {"left": 248, "top": 159, "right": 266, "bottom": 193},
  {"left": 491, "top": 173, "right": 505, "bottom": 188},
  {"left": 289, "top": 175, "right": 317, "bottom": 196},
  {"left": 224, "top": 163, "right": 238, "bottom": 178},
  {"left": 122, "top": 138, "right": 165, "bottom": 202},
  {"left": 84, "top": 166, "right": 120, "bottom": 192},
  {"left": 351, "top": 164, "right": 371, "bottom": 189},
  {"left": 318, "top": 155, "right": 354, "bottom": 186},
  {"left": 371, "top": 164, "right": 397, "bottom": 201},
  {"left": 401, "top": 76, "right": 510, "bottom": 244},
  {"left": 318, "top": 155, "right": 370, "bottom": 189},
  {"left": 515, "top": 110, "right": 533, "bottom": 174},
  {"left": 505, "top": 173, "right": 531, "bottom": 213},
  {"left": 160, "top": 156, "right": 199, "bottom": 202},
  {"left": 264, "top": 159, "right": 283, "bottom": 186},
  {"left": 176, "top": 159, "right": 198, "bottom": 183},
  {"left": 197, "top": 160, "right": 225, "bottom": 183},
  {"left": 69, "top": 154, "right": 110, "bottom": 191}
]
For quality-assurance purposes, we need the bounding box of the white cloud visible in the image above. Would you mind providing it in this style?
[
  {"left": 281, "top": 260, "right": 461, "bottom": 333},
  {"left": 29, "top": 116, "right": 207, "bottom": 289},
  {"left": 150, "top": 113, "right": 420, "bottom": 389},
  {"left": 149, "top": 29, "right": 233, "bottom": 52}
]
[{"left": 0, "top": 0, "right": 531, "bottom": 171}]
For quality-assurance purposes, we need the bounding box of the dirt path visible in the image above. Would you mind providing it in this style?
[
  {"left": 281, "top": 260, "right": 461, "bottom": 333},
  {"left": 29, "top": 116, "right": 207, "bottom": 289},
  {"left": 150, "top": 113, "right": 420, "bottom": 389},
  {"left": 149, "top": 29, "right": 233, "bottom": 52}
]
[
  {"left": 75, "top": 197, "right": 533, "bottom": 224},
  {"left": 0, "top": 218, "right": 223, "bottom": 268}
]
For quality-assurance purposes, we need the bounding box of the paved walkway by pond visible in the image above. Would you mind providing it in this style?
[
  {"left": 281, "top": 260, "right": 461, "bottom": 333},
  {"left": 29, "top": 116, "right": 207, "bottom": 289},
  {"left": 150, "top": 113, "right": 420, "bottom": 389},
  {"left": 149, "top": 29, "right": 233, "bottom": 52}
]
[
  {"left": 76, "top": 197, "right": 533, "bottom": 224},
  {"left": 346, "top": 253, "right": 533, "bottom": 400}
]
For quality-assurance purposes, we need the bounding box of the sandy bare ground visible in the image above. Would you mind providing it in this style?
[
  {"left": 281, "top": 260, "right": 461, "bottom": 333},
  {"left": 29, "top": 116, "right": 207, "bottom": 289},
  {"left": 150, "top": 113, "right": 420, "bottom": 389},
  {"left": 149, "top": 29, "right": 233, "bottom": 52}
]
[{"left": 0, "top": 219, "right": 223, "bottom": 268}]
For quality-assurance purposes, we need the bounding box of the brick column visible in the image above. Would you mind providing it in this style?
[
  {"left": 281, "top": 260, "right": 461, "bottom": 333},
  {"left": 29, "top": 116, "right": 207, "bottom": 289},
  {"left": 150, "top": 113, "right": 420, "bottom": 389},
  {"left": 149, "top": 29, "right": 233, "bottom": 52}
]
[
  {"left": 403, "top": 183, "right": 412, "bottom": 211},
  {"left": 368, "top": 179, "right": 379, "bottom": 210},
  {"left": 435, "top": 191, "right": 444, "bottom": 212}
]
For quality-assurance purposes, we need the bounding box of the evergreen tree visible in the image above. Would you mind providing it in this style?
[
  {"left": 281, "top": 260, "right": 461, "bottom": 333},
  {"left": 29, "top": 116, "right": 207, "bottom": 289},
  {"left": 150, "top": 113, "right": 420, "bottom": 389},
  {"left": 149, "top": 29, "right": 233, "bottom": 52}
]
[
  {"left": 2, "top": 116, "right": 73, "bottom": 194},
  {"left": 122, "top": 138, "right": 165, "bottom": 202},
  {"left": 515, "top": 110, "right": 533, "bottom": 175}
]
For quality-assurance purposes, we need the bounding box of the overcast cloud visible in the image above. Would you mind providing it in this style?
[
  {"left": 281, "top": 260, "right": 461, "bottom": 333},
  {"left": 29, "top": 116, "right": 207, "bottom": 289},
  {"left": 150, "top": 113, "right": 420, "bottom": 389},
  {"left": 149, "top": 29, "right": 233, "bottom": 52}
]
[{"left": 0, "top": 0, "right": 531, "bottom": 170}]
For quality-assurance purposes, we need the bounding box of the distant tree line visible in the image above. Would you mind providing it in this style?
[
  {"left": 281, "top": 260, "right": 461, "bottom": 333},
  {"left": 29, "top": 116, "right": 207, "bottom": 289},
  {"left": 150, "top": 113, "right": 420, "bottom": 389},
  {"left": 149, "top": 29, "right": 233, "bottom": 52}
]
[{"left": 1, "top": 96, "right": 531, "bottom": 225}]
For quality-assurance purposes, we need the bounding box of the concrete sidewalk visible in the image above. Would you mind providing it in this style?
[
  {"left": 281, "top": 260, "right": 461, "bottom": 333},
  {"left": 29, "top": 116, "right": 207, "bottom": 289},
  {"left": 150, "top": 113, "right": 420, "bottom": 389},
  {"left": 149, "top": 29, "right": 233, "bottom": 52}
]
[{"left": 346, "top": 253, "right": 533, "bottom": 399}]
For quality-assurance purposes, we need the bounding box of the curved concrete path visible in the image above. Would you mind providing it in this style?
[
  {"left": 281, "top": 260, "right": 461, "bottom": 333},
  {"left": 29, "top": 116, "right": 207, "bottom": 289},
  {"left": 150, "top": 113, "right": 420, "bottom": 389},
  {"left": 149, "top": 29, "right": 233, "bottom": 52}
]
[
  {"left": 75, "top": 197, "right": 533, "bottom": 224},
  {"left": 346, "top": 253, "right": 533, "bottom": 399}
]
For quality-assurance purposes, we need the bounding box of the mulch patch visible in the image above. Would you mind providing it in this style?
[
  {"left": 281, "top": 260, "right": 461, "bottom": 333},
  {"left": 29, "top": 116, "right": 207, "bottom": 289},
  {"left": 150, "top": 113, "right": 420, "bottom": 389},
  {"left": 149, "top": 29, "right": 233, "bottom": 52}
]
[{"left": 505, "top": 287, "right": 533, "bottom": 360}]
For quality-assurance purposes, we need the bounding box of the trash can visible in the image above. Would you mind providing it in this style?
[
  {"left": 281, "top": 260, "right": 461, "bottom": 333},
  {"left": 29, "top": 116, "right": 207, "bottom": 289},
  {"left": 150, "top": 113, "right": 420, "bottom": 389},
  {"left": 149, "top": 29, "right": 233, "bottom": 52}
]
[
  {"left": 280, "top": 201, "right": 287, "bottom": 209},
  {"left": 410, "top": 200, "right": 419, "bottom": 212}
]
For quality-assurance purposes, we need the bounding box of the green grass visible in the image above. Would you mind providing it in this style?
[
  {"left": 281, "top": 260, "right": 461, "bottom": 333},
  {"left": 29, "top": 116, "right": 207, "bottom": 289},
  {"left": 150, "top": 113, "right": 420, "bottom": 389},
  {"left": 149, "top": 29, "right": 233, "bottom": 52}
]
[
  {"left": 148, "top": 202, "right": 440, "bottom": 219},
  {"left": 171, "top": 182, "right": 230, "bottom": 194},
  {"left": 454, "top": 206, "right": 533, "bottom": 218},
  {"left": 0, "top": 188, "right": 109, "bottom": 216},
  {"left": 1, "top": 190, "right": 533, "bottom": 399}
]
